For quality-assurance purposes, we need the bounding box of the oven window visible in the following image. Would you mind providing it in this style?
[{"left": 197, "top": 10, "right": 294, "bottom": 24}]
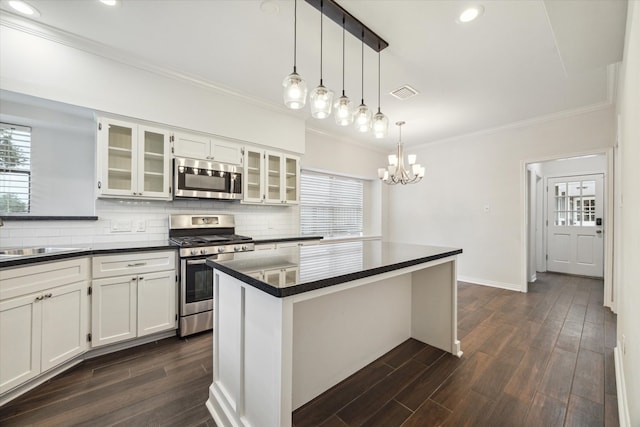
[{"left": 185, "top": 261, "right": 213, "bottom": 303}]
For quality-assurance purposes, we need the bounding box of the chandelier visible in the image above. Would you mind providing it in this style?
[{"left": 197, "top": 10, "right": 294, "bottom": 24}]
[{"left": 378, "top": 121, "right": 425, "bottom": 185}]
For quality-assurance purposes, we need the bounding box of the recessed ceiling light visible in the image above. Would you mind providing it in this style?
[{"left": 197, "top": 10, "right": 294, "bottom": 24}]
[
  {"left": 8, "top": 0, "right": 40, "bottom": 16},
  {"left": 99, "top": 0, "right": 119, "bottom": 6},
  {"left": 458, "top": 5, "right": 484, "bottom": 23}
]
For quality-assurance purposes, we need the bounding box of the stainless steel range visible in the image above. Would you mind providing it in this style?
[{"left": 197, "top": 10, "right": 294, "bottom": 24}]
[{"left": 169, "top": 214, "right": 254, "bottom": 337}]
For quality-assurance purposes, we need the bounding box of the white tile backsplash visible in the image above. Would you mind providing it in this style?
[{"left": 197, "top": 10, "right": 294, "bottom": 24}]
[{"left": 0, "top": 199, "right": 300, "bottom": 248}]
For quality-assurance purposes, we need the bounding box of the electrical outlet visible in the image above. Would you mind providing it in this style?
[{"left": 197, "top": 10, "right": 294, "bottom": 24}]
[
  {"left": 110, "top": 220, "right": 132, "bottom": 232},
  {"left": 135, "top": 220, "right": 146, "bottom": 232}
]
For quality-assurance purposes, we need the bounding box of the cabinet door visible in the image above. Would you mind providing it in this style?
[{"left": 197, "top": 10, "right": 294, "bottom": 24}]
[
  {"left": 283, "top": 155, "right": 300, "bottom": 205},
  {"left": 265, "top": 151, "right": 283, "bottom": 204},
  {"left": 91, "top": 276, "right": 137, "bottom": 347},
  {"left": 243, "top": 148, "right": 264, "bottom": 203},
  {"left": 98, "top": 118, "right": 138, "bottom": 197},
  {"left": 137, "top": 271, "right": 176, "bottom": 337},
  {"left": 173, "top": 133, "right": 211, "bottom": 160},
  {"left": 138, "top": 126, "right": 171, "bottom": 200},
  {"left": 211, "top": 138, "right": 242, "bottom": 165},
  {"left": 41, "top": 281, "right": 88, "bottom": 371},
  {"left": 0, "top": 293, "right": 41, "bottom": 394}
]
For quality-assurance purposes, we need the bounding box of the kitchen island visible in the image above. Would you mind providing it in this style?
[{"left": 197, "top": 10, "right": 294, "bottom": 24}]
[{"left": 205, "top": 240, "right": 463, "bottom": 427}]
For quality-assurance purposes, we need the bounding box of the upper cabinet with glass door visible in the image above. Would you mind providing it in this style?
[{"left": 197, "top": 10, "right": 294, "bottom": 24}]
[
  {"left": 97, "top": 117, "right": 171, "bottom": 200},
  {"left": 242, "top": 148, "right": 299, "bottom": 206}
]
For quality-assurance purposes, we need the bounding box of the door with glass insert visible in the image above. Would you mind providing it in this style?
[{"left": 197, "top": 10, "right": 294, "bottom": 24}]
[{"left": 546, "top": 174, "right": 604, "bottom": 277}]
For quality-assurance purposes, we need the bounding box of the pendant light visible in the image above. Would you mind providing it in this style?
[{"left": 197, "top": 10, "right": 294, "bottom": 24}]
[
  {"left": 282, "top": 0, "right": 307, "bottom": 109},
  {"left": 353, "top": 32, "right": 372, "bottom": 132},
  {"left": 310, "top": 0, "right": 334, "bottom": 119},
  {"left": 334, "top": 16, "right": 354, "bottom": 126},
  {"left": 372, "top": 44, "right": 389, "bottom": 138}
]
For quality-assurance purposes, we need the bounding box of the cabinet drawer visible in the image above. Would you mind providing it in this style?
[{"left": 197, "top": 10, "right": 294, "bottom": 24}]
[
  {"left": 0, "top": 258, "right": 90, "bottom": 301},
  {"left": 92, "top": 251, "right": 176, "bottom": 279}
]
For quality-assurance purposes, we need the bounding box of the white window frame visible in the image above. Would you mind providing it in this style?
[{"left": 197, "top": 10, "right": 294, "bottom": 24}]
[
  {"left": 0, "top": 123, "right": 32, "bottom": 214},
  {"left": 300, "top": 170, "right": 364, "bottom": 238}
]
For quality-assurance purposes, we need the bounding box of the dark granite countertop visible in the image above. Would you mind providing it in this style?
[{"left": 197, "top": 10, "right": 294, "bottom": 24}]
[
  {"left": 253, "top": 235, "right": 323, "bottom": 245},
  {"left": 206, "top": 240, "right": 462, "bottom": 298},
  {"left": 0, "top": 240, "right": 176, "bottom": 269}
]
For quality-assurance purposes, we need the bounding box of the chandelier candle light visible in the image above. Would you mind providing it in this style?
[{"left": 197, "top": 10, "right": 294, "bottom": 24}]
[
  {"left": 378, "top": 121, "right": 425, "bottom": 185},
  {"left": 283, "top": 0, "right": 308, "bottom": 109}
]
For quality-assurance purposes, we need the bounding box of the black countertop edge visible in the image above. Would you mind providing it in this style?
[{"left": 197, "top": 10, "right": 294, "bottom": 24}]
[
  {"left": 0, "top": 216, "right": 99, "bottom": 221},
  {"left": 206, "top": 248, "right": 463, "bottom": 298},
  {"left": 253, "top": 236, "right": 323, "bottom": 244},
  {"left": 0, "top": 245, "right": 177, "bottom": 269}
]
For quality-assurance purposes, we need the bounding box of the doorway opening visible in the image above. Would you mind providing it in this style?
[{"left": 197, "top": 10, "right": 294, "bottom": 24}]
[{"left": 523, "top": 151, "right": 614, "bottom": 310}]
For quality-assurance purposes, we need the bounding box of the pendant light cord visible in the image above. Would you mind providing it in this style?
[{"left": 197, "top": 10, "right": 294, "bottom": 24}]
[
  {"left": 377, "top": 45, "right": 381, "bottom": 113},
  {"left": 361, "top": 31, "right": 365, "bottom": 104},
  {"left": 342, "top": 17, "right": 346, "bottom": 96},
  {"left": 293, "top": 0, "right": 297, "bottom": 73},
  {"left": 319, "top": 0, "right": 324, "bottom": 86}
]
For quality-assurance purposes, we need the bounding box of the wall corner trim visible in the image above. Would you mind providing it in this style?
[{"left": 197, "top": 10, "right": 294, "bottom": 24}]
[{"left": 614, "top": 344, "right": 632, "bottom": 427}]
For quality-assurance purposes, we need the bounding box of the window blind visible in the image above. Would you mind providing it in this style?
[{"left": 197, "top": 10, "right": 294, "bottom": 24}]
[
  {"left": 0, "top": 123, "right": 31, "bottom": 213},
  {"left": 300, "top": 171, "right": 364, "bottom": 237}
]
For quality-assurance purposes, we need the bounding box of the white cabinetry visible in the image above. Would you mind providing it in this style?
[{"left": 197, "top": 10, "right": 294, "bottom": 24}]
[
  {"left": 97, "top": 117, "right": 172, "bottom": 200},
  {"left": 0, "top": 258, "right": 89, "bottom": 394},
  {"left": 91, "top": 251, "right": 177, "bottom": 348},
  {"left": 243, "top": 148, "right": 299, "bottom": 205},
  {"left": 173, "top": 133, "right": 242, "bottom": 165}
]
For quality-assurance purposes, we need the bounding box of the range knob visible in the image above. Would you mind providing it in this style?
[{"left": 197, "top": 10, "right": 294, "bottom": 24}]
[
  {"left": 190, "top": 249, "right": 198, "bottom": 256},
  {"left": 241, "top": 245, "right": 248, "bottom": 251},
  {"left": 217, "top": 247, "right": 225, "bottom": 253},
  {"left": 234, "top": 246, "right": 241, "bottom": 252},
  {"left": 200, "top": 249, "right": 207, "bottom": 255}
]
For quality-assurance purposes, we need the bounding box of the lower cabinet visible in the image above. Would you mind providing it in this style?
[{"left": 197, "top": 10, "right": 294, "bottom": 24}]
[
  {"left": 91, "top": 251, "right": 177, "bottom": 348},
  {"left": 0, "top": 259, "right": 89, "bottom": 395}
]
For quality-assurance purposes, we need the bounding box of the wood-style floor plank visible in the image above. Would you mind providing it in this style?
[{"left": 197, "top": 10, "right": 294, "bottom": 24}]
[{"left": 0, "top": 273, "right": 617, "bottom": 427}]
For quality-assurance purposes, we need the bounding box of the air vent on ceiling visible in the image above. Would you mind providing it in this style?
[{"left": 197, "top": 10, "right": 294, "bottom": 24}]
[{"left": 390, "top": 85, "right": 419, "bottom": 100}]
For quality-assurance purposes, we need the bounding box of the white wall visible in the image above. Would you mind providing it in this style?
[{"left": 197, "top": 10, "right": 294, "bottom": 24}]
[
  {"left": 386, "top": 107, "right": 615, "bottom": 291},
  {"left": 0, "top": 23, "right": 305, "bottom": 154},
  {"left": 615, "top": 1, "right": 640, "bottom": 424}
]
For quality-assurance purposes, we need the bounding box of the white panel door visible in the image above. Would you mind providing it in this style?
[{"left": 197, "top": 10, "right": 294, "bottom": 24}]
[
  {"left": 547, "top": 174, "right": 604, "bottom": 277},
  {"left": 0, "top": 293, "right": 41, "bottom": 393},
  {"left": 137, "top": 270, "right": 176, "bottom": 337},
  {"left": 92, "top": 276, "right": 137, "bottom": 347}
]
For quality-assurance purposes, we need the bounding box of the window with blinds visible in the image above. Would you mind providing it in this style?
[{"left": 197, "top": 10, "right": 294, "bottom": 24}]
[
  {"left": 299, "top": 241, "right": 364, "bottom": 283},
  {"left": 300, "top": 171, "right": 364, "bottom": 237},
  {"left": 0, "top": 123, "right": 32, "bottom": 213}
]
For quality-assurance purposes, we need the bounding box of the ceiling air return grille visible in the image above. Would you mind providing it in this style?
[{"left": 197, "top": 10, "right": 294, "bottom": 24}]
[{"left": 390, "top": 85, "right": 419, "bottom": 100}]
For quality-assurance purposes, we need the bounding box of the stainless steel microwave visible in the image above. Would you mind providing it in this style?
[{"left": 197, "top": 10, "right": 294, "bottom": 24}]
[{"left": 173, "top": 157, "right": 242, "bottom": 200}]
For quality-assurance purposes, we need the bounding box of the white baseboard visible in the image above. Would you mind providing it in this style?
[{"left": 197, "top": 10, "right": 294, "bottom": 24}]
[
  {"left": 457, "top": 275, "right": 522, "bottom": 292},
  {"left": 614, "top": 344, "right": 631, "bottom": 427},
  {"left": 529, "top": 273, "right": 537, "bottom": 283}
]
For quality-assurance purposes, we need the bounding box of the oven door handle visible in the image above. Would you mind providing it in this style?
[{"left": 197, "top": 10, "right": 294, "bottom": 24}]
[{"left": 186, "top": 258, "right": 209, "bottom": 266}]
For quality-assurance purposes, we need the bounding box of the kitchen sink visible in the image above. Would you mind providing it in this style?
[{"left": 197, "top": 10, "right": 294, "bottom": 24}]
[{"left": 0, "top": 247, "right": 82, "bottom": 257}]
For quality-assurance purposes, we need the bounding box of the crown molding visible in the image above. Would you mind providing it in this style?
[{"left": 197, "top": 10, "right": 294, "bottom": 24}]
[{"left": 0, "top": 11, "right": 300, "bottom": 119}]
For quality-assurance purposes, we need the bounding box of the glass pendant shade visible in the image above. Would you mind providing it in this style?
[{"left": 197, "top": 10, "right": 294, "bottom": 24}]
[
  {"left": 310, "top": 84, "right": 334, "bottom": 119},
  {"left": 334, "top": 95, "right": 354, "bottom": 126},
  {"left": 354, "top": 103, "right": 372, "bottom": 132},
  {"left": 372, "top": 111, "right": 389, "bottom": 138},
  {"left": 283, "top": 71, "right": 307, "bottom": 109}
]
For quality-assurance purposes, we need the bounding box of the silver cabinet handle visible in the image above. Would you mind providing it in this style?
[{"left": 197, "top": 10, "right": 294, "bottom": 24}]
[
  {"left": 127, "top": 262, "right": 147, "bottom": 267},
  {"left": 35, "top": 295, "right": 44, "bottom": 302},
  {"left": 596, "top": 230, "right": 602, "bottom": 234},
  {"left": 44, "top": 293, "right": 52, "bottom": 299}
]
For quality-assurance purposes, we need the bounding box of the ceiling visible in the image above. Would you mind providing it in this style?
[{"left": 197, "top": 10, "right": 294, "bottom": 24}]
[{"left": 0, "top": 0, "right": 628, "bottom": 148}]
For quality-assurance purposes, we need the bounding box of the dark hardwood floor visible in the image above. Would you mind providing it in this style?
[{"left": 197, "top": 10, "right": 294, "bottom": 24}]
[{"left": 0, "top": 273, "right": 618, "bottom": 426}]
